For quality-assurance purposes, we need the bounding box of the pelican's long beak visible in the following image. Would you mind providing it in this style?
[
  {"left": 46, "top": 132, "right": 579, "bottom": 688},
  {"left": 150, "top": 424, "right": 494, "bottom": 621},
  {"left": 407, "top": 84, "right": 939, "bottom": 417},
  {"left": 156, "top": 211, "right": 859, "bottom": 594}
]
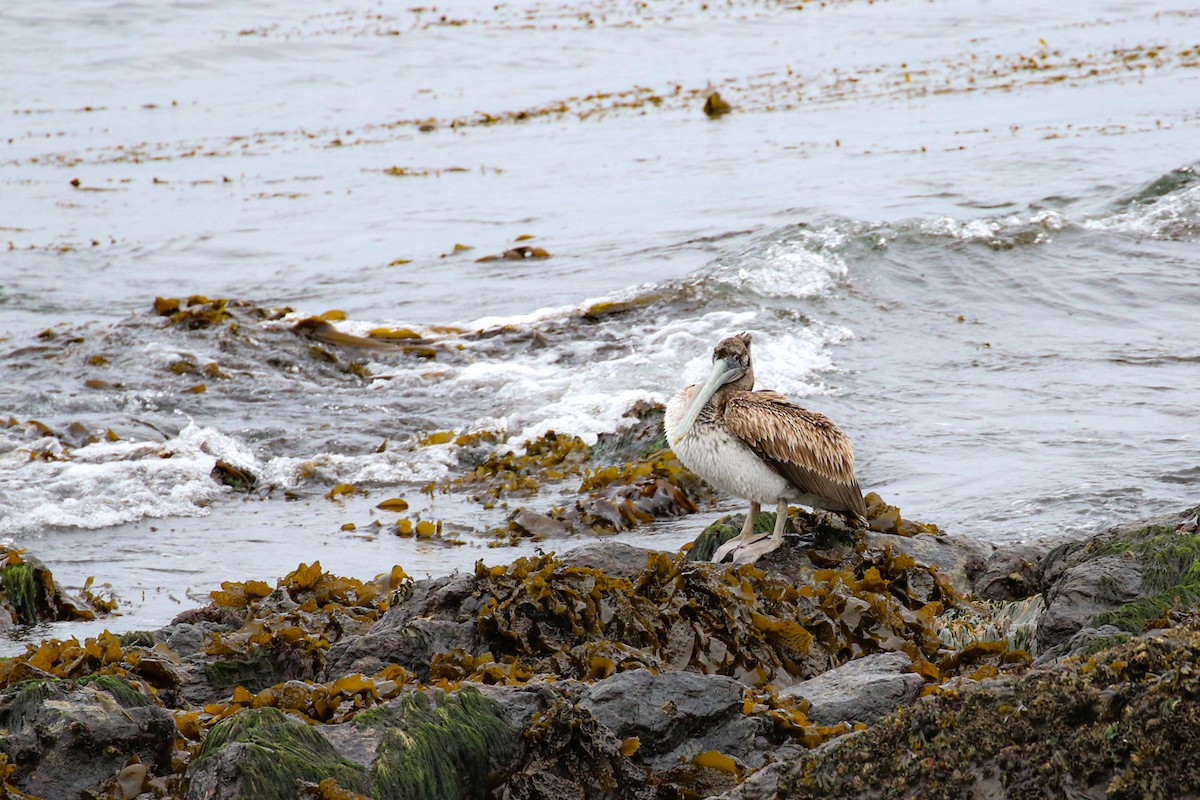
[{"left": 670, "top": 358, "right": 741, "bottom": 446}]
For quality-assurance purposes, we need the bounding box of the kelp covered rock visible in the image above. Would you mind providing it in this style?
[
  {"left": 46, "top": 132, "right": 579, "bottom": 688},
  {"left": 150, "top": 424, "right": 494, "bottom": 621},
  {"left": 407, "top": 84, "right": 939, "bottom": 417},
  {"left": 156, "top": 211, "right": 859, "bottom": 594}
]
[{"left": 0, "top": 547, "right": 101, "bottom": 628}]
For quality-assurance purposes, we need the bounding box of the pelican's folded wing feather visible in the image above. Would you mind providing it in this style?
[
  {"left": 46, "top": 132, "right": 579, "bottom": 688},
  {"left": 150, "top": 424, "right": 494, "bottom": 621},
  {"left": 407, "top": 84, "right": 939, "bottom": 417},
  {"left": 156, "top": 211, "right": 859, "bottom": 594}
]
[{"left": 724, "top": 390, "right": 867, "bottom": 517}]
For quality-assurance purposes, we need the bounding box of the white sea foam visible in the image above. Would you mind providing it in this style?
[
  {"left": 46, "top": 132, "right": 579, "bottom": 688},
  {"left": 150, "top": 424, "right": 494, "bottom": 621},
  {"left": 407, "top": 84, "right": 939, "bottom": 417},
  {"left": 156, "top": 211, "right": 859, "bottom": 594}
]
[
  {"left": 261, "top": 449, "right": 453, "bottom": 490},
  {"left": 1081, "top": 182, "right": 1200, "bottom": 239},
  {"left": 705, "top": 226, "right": 851, "bottom": 300},
  {"left": 0, "top": 422, "right": 250, "bottom": 536},
  {"left": 437, "top": 307, "right": 851, "bottom": 446},
  {"left": 918, "top": 209, "right": 1066, "bottom": 244}
]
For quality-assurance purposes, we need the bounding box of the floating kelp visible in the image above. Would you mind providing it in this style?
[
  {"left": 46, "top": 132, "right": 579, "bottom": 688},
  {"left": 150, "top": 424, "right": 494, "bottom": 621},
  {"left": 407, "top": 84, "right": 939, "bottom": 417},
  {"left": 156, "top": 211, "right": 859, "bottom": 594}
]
[
  {"left": 153, "top": 295, "right": 233, "bottom": 328},
  {"left": 213, "top": 459, "right": 258, "bottom": 492},
  {"left": 703, "top": 90, "right": 733, "bottom": 117},
  {"left": 474, "top": 246, "right": 552, "bottom": 262},
  {"left": 292, "top": 318, "right": 439, "bottom": 363}
]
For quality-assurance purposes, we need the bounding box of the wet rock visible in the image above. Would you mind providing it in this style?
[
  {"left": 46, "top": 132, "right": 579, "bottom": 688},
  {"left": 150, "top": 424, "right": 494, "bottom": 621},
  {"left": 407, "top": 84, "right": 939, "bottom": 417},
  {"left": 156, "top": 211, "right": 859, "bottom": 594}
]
[
  {"left": 1037, "top": 556, "right": 1142, "bottom": 654},
  {"left": 687, "top": 510, "right": 989, "bottom": 599},
  {"left": 688, "top": 511, "right": 790, "bottom": 563},
  {"left": 509, "top": 507, "right": 571, "bottom": 538},
  {"left": 0, "top": 676, "right": 175, "bottom": 798},
  {"left": 580, "top": 669, "right": 768, "bottom": 769},
  {"left": 722, "top": 743, "right": 813, "bottom": 800},
  {"left": 161, "top": 621, "right": 221, "bottom": 659},
  {"left": 557, "top": 541, "right": 655, "bottom": 579},
  {"left": 590, "top": 400, "right": 667, "bottom": 465},
  {"left": 1036, "top": 505, "right": 1200, "bottom": 655},
  {"left": 1056, "top": 623, "right": 1133, "bottom": 660},
  {"left": 393, "top": 571, "right": 484, "bottom": 622},
  {"left": 973, "top": 542, "right": 1048, "bottom": 600},
  {"left": 779, "top": 652, "right": 924, "bottom": 726}
]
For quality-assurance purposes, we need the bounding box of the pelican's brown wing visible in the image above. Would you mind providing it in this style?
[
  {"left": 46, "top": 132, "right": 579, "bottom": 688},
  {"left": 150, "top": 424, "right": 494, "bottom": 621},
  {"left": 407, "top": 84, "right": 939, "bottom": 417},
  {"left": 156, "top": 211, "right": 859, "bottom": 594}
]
[{"left": 724, "top": 390, "right": 867, "bottom": 517}]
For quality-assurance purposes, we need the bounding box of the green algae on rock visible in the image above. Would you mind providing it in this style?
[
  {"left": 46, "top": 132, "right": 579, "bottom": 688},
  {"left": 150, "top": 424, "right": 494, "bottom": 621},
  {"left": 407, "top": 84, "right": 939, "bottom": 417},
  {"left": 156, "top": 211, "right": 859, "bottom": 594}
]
[
  {"left": 359, "top": 688, "right": 514, "bottom": 800},
  {"left": 188, "top": 707, "right": 371, "bottom": 800}
]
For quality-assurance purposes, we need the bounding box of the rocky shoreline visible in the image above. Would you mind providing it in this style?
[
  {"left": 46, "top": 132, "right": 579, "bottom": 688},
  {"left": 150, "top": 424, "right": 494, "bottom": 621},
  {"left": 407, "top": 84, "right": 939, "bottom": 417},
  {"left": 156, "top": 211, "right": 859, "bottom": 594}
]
[{"left": 1, "top": 419, "right": 1197, "bottom": 799}]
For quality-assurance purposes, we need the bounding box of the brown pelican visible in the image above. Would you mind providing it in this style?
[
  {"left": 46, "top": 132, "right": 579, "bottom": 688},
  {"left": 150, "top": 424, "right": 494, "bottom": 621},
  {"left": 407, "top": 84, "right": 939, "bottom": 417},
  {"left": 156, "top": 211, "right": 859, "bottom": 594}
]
[{"left": 665, "top": 333, "right": 866, "bottom": 564}]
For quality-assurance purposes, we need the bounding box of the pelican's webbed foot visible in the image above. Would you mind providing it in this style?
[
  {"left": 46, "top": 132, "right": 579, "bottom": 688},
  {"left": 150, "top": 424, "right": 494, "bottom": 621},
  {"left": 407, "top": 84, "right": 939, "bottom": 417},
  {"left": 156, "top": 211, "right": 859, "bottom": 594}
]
[
  {"left": 711, "top": 500, "right": 790, "bottom": 565},
  {"left": 712, "top": 532, "right": 785, "bottom": 564}
]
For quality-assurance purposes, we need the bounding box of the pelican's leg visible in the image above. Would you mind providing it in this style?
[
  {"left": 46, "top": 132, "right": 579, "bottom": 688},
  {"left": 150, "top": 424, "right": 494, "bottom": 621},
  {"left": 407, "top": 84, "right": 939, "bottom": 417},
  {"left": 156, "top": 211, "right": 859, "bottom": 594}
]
[
  {"left": 772, "top": 499, "right": 789, "bottom": 543},
  {"left": 711, "top": 501, "right": 761, "bottom": 563},
  {"left": 726, "top": 499, "right": 790, "bottom": 564}
]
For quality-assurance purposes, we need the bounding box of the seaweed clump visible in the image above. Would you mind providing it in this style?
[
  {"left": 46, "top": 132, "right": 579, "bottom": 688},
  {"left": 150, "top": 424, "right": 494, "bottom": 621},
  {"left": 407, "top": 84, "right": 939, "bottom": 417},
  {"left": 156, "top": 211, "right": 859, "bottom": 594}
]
[
  {"left": 463, "top": 549, "right": 956, "bottom": 687},
  {"left": 448, "top": 430, "right": 591, "bottom": 502},
  {"left": 201, "top": 562, "right": 407, "bottom": 694}
]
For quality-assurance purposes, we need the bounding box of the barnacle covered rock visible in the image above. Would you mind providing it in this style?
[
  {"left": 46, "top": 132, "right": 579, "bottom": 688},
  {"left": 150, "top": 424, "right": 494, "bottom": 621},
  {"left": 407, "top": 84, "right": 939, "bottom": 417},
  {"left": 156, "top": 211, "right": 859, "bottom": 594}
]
[{"left": 734, "top": 624, "right": 1200, "bottom": 800}]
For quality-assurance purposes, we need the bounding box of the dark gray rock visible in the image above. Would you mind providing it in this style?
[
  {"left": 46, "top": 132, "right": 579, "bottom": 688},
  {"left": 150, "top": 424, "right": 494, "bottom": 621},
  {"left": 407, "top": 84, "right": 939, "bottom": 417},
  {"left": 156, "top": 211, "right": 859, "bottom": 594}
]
[
  {"left": 0, "top": 677, "right": 175, "bottom": 799},
  {"left": 473, "top": 682, "right": 559, "bottom": 730},
  {"left": 579, "top": 668, "right": 769, "bottom": 769},
  {"left": 161, "top": 621, "right": 215, "bottom": 658},
  {"left": 395, "top": 571, "right": 487, "bottom": 621},
  {"left": 864, "top": 531, "right": 994, "bottom": 598},
  {"left": 557, "top": 541, "right": 655, "bottom": 579},
  {"left": 974, "top": 542, "right": 1049, "bottom": 600},
  {"left": 590, "top": 400, "right": 666, "bottom": 464},
  {"left": 323, "top": 616, "right": 474, "bottom": 681},
  {"left": 779, "top": 652, "right": 924, "bottom": 726},
  {"left": 1036, "top": 556, "right": 1141, "bottom": 654}
]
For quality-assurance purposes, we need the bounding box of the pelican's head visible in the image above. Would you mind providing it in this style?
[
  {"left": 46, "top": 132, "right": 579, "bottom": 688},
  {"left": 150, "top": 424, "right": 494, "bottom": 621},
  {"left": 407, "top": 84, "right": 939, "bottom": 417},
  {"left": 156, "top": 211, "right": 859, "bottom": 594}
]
[{"left": 670, "top": 332, "right": 754, "bottom": 445}]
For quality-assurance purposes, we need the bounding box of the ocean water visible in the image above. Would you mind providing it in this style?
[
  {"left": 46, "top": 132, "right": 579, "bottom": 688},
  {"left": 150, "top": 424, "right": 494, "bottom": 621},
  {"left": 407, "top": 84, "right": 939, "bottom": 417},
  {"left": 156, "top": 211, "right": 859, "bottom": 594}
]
[{"left": 1, "top": 0, "right": 1198, "bottom": 650}]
